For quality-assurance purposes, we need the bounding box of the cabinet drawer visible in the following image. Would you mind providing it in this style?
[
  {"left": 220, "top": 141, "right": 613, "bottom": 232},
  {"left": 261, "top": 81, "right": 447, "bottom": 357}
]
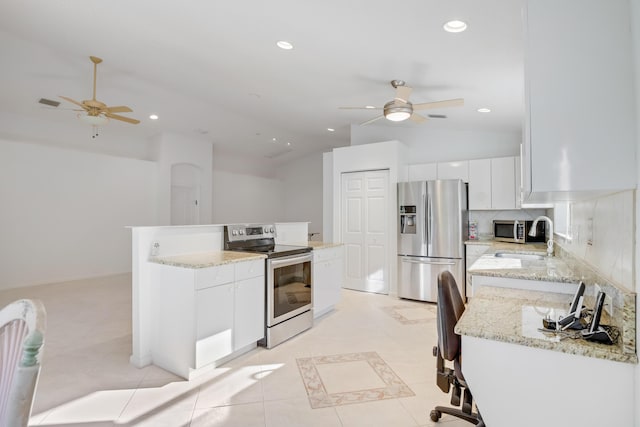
[
  {"left": 195, "top": 264, "right": 235, "bottom": 290},
  {"left": 313, "top": 247, "right": 342, "bottom": 262},
  {"left": 235, "top": 259, "right": 265, "bottom": 281}
]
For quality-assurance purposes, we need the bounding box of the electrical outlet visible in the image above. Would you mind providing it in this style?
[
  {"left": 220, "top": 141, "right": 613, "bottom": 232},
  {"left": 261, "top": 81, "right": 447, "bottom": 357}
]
[
  {"left": 151, "top": 241, "right": 160, "bottom": 256},
  {"left": 594, "top": 283, "right": 613, "bottom": 317}
]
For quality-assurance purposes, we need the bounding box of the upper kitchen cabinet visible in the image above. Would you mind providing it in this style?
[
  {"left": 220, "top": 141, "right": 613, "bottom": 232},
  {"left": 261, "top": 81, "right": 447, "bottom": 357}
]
[
  {"left": 522, "top": 0, "right": 636, "bottom": 202},
  {"left": 469, "top": 157, "right": 518, "bottom": 210}
]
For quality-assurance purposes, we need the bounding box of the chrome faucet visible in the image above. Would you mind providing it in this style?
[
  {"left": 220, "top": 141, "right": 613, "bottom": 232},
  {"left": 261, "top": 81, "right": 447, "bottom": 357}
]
[{"left": 529, "top": 215, "right": 554, "bottom": 257}]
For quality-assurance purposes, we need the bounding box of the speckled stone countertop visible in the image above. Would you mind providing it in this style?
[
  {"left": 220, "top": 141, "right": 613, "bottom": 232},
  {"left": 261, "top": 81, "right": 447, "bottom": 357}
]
[
  {"left": 150, "top": 251, "right": 266, "bottom": 269},
  {"left": 456, "top": 286, "right": 638, "bottom": 364},
  {"left": 467, "top": 244, "right": 578, "bottom": 283},
  {"left": 307, "top": 241, "right": 343, "bottom": 250}
]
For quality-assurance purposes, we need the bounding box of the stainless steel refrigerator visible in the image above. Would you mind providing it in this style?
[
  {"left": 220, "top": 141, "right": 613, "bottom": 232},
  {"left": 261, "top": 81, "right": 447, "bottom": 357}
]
[{"left": 397, "top": 180, "right": 468, "bottom": 302}]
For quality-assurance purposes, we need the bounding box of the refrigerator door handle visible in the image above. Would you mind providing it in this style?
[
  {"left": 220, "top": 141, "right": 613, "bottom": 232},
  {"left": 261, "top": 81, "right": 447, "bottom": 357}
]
[
  {"left": 427, "top": 195, "right": 433, "bottom": 249},
  {"left": 422, "top": 192, "right": 427, "bottom": 243},
  {"left": 400, "top": 257, "right": 456, "bottom": 266}
]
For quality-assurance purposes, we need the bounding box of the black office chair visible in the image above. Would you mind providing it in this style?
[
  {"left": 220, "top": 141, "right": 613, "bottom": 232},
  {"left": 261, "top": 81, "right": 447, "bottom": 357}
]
[{"left": 430, "top": 271, "right": 484, "bottom": 426}]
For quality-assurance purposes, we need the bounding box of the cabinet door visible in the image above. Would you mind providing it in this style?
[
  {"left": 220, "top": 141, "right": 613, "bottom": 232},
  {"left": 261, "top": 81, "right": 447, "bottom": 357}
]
[
  {"left": 491, "top": 157, "right": 516, "bottom": 210},
  {"left": 234, "top": 275, "right": 265, "bottom": 350},
  {"left": 312, "top": 259, "right": 331, "bottom": 318},
  {"left": 524, "top": 0, "right": 635, "bottom": 199},
  {"left": 195, "top": 283, "right": 234, "bottom": 368},
  {"left": 468, "top": 159, "right": 491, "bottom": 210},
  {"left": 437, "top": 161, "right": 469, "bottom": 181}
]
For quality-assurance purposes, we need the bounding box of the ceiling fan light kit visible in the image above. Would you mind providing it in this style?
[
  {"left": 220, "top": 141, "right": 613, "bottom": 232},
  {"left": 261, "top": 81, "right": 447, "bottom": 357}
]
[
  {"left": 340, "top": 79, "right": 464, "bottom": 126},
  {"left": 384, "top": 102, "right": 412, "bottom": 122},
  {"left": 78, "top": 113, "right": 109, "bottom": 126}
]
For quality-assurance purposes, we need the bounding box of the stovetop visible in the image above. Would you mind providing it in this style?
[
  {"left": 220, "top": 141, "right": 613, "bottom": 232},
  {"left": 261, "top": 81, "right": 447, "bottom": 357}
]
[
  {"left": 229, "top": 244, "right": 312, "bottom": 259},
  {"left": 223, "top": 224, "right": 311, "bottom": 259}
]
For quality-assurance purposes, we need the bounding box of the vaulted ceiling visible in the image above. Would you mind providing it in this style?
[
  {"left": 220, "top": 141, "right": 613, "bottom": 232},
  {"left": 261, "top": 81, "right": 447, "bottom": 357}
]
[{"left": 0, "top": 0, "right": 524, "bottom": 163}]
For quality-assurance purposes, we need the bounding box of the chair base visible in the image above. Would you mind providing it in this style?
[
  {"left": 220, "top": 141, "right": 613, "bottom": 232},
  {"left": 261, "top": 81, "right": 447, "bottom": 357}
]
[{"left": 430, "top": 406, "right": 484, "bottom": 426}]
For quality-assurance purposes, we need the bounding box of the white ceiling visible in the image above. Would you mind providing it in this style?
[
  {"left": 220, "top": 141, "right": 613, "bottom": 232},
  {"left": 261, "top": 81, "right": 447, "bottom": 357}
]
[{"left": 0, "top": 0, "right": 524, "bottom": 163}]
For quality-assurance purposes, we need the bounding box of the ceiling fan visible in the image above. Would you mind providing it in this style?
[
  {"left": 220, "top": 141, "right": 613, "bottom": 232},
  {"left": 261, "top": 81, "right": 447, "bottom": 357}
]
[
  {"left": 59, "top": 56, "right": 140, "bottom": 126},
  {"left": 340, "top": 80, "right": 464, "bottom": 125}
]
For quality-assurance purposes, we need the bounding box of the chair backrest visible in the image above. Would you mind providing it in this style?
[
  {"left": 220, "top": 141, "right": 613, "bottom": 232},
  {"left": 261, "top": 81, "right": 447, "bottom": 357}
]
[
  {"left": 436, "top": 271, "right": 465, "bottom": 362},
  {"left": 0, "top": 299, "right": 46, "bottom": 427}
]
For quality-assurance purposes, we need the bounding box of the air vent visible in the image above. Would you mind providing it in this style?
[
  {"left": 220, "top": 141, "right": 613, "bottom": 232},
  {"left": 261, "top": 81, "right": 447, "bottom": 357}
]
[
  {"left": 38, "top": 98, "right": 60, "bottom": 107},
  {"left": 427, "top": 114, "right": 447, "bottom": 119}
]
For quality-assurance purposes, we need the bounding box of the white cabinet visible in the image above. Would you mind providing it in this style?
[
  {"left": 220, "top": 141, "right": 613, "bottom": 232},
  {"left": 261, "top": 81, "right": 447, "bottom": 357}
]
[
  {"left": 468, "top": 159, "right": 491, "bottom": 210},
  {"left": 437, "top": 161, "right": 469, "bottom": 181},
  {"left": 522, "top": 0, "right": 635, "bottom": 202},
  {"left": 465, "top": 244, "right": 491, "bottom": 298},
  {"left": 234, "top": 275, "right": 265, "bottom": 350},
  {"left": 150, "top": 259, "right": 265, "bottom": 379},
  {"left": 468, "top": 157, "right": 517, "bottom": 210},
  {"left": 312, "top": 245, "right": 344, "bottom": 318},
  {"left": 195, "top": 283, "right": 233, "bottom": 368},
  {"left": 491, "top": 157, "right": 516, "bottom": 210}
]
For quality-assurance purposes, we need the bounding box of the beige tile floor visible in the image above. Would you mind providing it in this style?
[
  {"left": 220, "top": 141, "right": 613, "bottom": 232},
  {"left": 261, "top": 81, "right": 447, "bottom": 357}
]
[{"left": 0, "top": 274, "right": 474, "bottom": 427}]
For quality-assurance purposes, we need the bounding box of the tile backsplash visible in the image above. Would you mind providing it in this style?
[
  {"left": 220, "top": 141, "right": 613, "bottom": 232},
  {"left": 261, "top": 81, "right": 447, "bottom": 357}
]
[{"left": 557, "top": 190, "right": 634, "bottom": 291}]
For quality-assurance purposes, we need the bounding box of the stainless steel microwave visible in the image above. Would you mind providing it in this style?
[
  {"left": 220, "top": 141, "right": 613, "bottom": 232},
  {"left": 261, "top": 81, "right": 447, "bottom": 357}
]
[{"left": 493, "top": 220, "right": 546, "bottom": 244}]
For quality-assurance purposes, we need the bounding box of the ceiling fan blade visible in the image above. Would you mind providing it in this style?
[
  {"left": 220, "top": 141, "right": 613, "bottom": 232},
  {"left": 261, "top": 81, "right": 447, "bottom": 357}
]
[
  {"left": 104, "top": 106, "right": 133, "bottom": 113},
  {"left": 394, "top": 85, "right": 413, "bottom": 103},
  {"left": 104, "top": 113, "right": 140, "bottom": 124},
  {"left": 360, "top": 115, "right": 385, "bottom": 126},
  {"left": 413, "top": 98, "right": 464, "bottom": 110},
  {"left": 59, "top": 96, "right": 88, "bottom": 110},
  {"left": 338, "top": 106, "right": 382, "bottom": 110},
  {"left": 410, "top": 113, "right": 428, "bottom": 124}
]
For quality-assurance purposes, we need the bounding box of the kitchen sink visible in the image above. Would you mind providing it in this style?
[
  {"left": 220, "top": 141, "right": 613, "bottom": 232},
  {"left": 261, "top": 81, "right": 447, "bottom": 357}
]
[{"left": 494, "top": 252, "right": 545, "bottom": 261}]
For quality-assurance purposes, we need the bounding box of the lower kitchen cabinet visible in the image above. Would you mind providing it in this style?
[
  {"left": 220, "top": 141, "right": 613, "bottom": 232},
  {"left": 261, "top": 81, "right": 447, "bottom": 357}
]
[
  {"left": 312, "top": 245, "right": 344, "bottom": 318},
  {"left": 150, "top": 259, "right": 264, "bottom": 379},
  {"left": 465, "top": 243, "right": 491, "bottom": 298}
]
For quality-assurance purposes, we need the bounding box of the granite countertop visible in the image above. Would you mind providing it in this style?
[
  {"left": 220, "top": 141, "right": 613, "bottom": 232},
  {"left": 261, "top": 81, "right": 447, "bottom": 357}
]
[
  {"left": 150, "top": 251, "right": 266, "bottom": 269},
  {"left": 455, "top": 286, "right": 637, "bottom": 364},
  {"left": 307, "top": 241, "right": 343, "bottom": 250},
  {"left": 467, "top": 243, "right": 578, "bottom": 283}
]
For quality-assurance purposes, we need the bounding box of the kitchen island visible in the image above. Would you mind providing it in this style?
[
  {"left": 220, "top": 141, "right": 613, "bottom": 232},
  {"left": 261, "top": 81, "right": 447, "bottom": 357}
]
[{"left": 456, "top": 286, "right": 637, "bottom": 427}]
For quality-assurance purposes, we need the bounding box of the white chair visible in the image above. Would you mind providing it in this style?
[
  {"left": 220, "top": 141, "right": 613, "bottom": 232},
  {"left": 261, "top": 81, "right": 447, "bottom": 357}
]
[{"left": 0, "top": 299, "right": 46, "bottom": 427}]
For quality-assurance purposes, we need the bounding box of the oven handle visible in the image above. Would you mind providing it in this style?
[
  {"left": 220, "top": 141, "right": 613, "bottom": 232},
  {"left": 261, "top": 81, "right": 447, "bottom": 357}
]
[{"left": 269, "top": 253, "right": 313, "bottom": 268}]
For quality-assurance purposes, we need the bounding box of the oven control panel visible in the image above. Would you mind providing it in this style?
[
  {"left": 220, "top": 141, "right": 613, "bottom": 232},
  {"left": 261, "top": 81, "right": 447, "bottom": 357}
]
[{"left": 225, "top": 223, "right": 275, "bottom": 241}]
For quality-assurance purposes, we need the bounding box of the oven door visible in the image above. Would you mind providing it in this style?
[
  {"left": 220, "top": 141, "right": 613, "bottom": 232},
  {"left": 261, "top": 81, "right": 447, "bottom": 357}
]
[{"left": 266, "top": 253, "right": 313, "bottom": 327}]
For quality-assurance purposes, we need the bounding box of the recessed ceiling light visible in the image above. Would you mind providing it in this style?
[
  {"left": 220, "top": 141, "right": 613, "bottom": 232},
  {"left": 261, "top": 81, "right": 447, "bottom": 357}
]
[
  {"left": 365, "top": 105, "right": 376, "bottom": 109},
  {"left": 149, "top": 114, "right": 159, "bottom": 120},
  {"left": 443, "top": 20, "right": 468, "bottom": 33},
  {"left": 477, "top": 108, "right": 491, "bottom": 113},
  {"left": 287, "top": 142, "right": 291, "bottom": 146},
  {"left": 327, "top": 128, "right": 335, "bottom": 132},
  {"left": 276, "top": 40, "right": 293, "bottom": 50},
  {"left": 272, "top": 137, "right": 277, "bottom": 142}
]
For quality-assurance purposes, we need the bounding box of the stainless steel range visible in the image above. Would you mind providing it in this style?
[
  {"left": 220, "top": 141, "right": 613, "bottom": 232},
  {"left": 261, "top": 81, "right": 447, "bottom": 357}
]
[{"left": 224, "top": 224, "right": 313, "bottom": 348}]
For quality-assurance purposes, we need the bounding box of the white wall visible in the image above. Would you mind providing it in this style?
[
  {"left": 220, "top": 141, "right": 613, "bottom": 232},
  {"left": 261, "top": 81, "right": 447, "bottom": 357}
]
[
  {"left": 277, "top": 152, "right": 323, "bottom": 238},
  {"left": 152, "top": 132, "right": 213, "bottom": 225},
  {"left": 322, "top": 152, "right": 334, "bottom": 243},
  {"left": 351, "top": 125, "right": 521, "bottom": 163},
  {"left": 211, "top": 148, "right": 285, "bottom": 224},
  {"left": 0, "top": 139, "right": 157, "bottom": 289}
]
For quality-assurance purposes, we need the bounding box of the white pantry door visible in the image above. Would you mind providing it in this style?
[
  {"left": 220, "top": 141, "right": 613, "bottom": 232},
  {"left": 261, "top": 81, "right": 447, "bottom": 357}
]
[{"left": 341, "top": 170, "right": 389, "bottom": 294}]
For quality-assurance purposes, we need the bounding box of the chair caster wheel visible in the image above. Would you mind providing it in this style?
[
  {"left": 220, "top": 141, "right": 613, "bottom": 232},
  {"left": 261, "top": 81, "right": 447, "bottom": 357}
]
[{"left": 430, "top": 410, "right": 441, "bottom": 422}]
